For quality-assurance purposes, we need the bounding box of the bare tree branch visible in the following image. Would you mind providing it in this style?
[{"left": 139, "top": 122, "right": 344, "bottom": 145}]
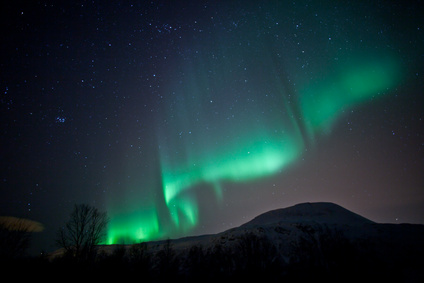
[{"left": 56, "top": 204, "right": 109, "bottom": 261}]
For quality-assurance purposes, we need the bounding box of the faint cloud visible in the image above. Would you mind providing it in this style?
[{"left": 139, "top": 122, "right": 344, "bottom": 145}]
[{"left": 0, "top": 216, "right": 44, "bottom": 232}]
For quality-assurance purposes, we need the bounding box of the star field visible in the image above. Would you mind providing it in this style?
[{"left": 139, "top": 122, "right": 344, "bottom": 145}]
[{"left": 1, "top": 1, "right": 423, "bottom": 251}]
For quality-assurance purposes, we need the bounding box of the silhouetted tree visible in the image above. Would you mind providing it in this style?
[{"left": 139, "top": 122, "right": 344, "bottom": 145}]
[
  {"left": 129, "top": 242, "right": 151, "bottom": 275},
  {"left": 155, "top": 239, "right": 179, "bottom": 279},
  {"left": 184, "top": 245, "right": 207, "bottom": 280},
  {"left": 234, "top": 232, "right": 281, "bottom": 279},
  {"left": 288, "top": 225, "right": 361, "bottom": 281},
  {"left": 56, "top": 204, "right": 109, "bottom": 262},
  {"left": 206, "top": 242, "right": 233, "bottom": 279}
]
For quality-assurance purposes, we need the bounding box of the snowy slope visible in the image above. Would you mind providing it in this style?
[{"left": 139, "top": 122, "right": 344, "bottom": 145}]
[
  {"left": 57, "top": 202, "right": 424, "bottom": 276},
  {"left": 50, "top": 202, "right": 424, "bottom": 280}
]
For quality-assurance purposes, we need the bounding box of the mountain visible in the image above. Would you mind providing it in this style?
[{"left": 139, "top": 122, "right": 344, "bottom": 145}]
[
  {"left": 49, "top": 202, "right": 424, "bottom": 281},
  {"left": 148, "top": 202, "right": 375, "bottom": 251},
  {"left": 240, "top": 202, "right": 374, "bottom": 227},
  {"left": 165, "top": 202, "right": 423, "bottom": 281},
  {"left": 214, "top": 202, "right": 422, "bottom": 252}
]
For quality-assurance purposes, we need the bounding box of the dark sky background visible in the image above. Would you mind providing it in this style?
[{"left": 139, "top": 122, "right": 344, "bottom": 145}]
[{"left": 1, "top": 0, "right": 423, "bottom": 254}]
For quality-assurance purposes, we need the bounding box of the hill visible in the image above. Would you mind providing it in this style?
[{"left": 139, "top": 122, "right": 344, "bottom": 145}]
[
  {"left": 241, "top": 202, "right": 374, "bottom": 226},
  {"left": 48, "top": 202, "right": 424, "bottom": 281}
]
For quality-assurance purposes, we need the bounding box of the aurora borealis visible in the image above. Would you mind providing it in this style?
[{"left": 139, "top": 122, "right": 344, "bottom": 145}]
[
  {"left": 107, "top": 49, "right": 402, "bottom": 243},
  {"left": 1, "top": 1, "right": 423, "bottom": 252}
]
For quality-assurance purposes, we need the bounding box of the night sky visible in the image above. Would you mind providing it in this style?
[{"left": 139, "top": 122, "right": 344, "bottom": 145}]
[{"left": 1, "top": 1, "right": 423, "bottom": 253}]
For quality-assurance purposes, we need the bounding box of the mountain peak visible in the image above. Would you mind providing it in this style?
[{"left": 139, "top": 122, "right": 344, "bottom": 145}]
[{"left": 242, "top": 202, "right": 374, "bottom": 227}]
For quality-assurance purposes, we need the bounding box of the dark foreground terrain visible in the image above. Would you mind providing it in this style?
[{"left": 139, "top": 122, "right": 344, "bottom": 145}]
[{"left": 3, "top": 203, "right": 424, "bottom": 282}]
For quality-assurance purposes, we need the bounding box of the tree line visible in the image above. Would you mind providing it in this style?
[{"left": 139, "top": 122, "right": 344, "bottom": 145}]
[{"left": 1, "top": 204, "right": 421, "bottom": 281}]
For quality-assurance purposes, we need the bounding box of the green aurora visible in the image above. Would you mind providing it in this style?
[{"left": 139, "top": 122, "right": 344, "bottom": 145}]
[
  {"left": 106, "top": 53, "right": 401, "bottom": 244},
  {"left": 105, "top": 1, "right": 405, "bottom": 244},
  {"left": 300, "top": 55, "right": 402, "bottom": 139}
]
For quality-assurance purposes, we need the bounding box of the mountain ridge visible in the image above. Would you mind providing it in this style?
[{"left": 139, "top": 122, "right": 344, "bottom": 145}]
[
  {"left": 52, "top": 202, "right": 424, "bottom": 263},
  {"left": 48, "top": 202, "right": 424, "bottom": 281},
  {"left": 241, "top": 202, "right": 374, "bottom": 228}
]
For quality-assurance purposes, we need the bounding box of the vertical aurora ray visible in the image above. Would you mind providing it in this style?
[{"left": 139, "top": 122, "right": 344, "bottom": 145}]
[
  {"left": 106, "top": 205, "right": 160, "bottom": 244},
  {"left": 155, "top": 46, "right": 307, "bottom": 229}
]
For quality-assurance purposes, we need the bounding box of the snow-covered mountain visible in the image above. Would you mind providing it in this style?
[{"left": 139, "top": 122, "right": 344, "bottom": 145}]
[
  {"left": 151, "top": 202, "right": 423, "bottom": 281},
  {"left": 51, "top": 202, "right": 424, "bottom": 281},
  {"left": 100, "top": 202, "right": 422, "bottom": 252}
]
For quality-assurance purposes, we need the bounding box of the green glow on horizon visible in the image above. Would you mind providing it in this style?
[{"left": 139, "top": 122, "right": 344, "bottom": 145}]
[{"left": 106, "top": 206, "right": 160, "bottom": 244}]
